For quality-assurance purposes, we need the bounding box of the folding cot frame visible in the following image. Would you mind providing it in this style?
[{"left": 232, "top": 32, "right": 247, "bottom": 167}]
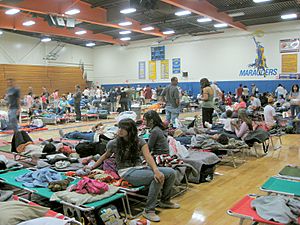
[
  {"left": 227, "top": 194, "right": 300, "bottom": 225},
  {"left": 260, "top": 176, "right": 300, "bottom": 197},
  {"left": 277, "top": 165, "right": 300, "bottom": 181},
  {"left": 0, "top": 168, "right": 128, "bottom": 223},
  {"left": 218, "top": 147, "right": 248, "bottom": 168},
  {"left": 12, "top": 195, "right": 82, "bottom": 225}
]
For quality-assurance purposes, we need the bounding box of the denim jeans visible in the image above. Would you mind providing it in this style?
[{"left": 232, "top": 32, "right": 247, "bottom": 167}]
[
  {"left": 165, "top": 106, "right": 180, "bottom": 124},
  {"left": 290, "top": 105, "right": 300, "bottom": 118},
  {"left": 64, "top": 131, "right": 94, "bottom": 141},
  {"left": 74, "top": 103, "right": 81, "bottom": 120},
  {"left": 8, "top": 108, "right": 18, "bottom": 132},
  {"left": 122, "top": 167, "right": 176, "bottom": 212}
]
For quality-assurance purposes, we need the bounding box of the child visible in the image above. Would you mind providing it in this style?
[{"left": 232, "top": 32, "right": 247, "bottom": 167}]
[{"left": 223, "top": 110, "right": 235, "bottom": 134}]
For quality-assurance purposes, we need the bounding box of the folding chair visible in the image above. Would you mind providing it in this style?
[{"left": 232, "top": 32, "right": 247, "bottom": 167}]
[
  {"left": 227, "top": 194, "right": 300, "bottom": 225},
  {"left": 260, "top": 176, "right": 300, "bottom": 197}
]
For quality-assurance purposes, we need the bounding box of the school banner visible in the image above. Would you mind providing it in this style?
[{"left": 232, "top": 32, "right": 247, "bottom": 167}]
[
  {"left": 161, "top": 60, "right": 169, "bottom": 79},
  {"left": 148, "top": 60, "right": 157, "bottom": 80},
  {"left": 138, "top": 61, "right": 146, "bottom": 79},
  {"left": 172, "top": 58, "right": 181, "bottom": 74}
]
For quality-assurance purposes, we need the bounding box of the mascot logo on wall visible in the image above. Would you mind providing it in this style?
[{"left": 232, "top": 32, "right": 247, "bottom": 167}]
[
  {"left": 239, "top": 31, "right": 278, "bottom": 77},
  {"left": 248, "top": 37, "right": 268, "bottom": 76}
]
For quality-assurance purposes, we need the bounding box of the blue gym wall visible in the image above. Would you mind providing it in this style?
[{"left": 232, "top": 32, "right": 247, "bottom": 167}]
[{"left": 102, "top": 80, "right": 300, "bottom": 97}]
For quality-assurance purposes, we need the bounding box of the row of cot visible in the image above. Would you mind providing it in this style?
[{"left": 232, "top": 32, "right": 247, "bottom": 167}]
[{"left": 228, "top": 165, "right": 300, "bottom": 225}]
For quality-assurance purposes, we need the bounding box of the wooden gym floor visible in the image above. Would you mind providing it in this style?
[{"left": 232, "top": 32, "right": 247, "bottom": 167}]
[{"left": 0, "top": 112, "right": 299, "bottom": 225}]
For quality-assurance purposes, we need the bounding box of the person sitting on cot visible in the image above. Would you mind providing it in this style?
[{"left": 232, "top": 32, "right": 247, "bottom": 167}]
[{"left": 85, "top": 118, "right": 180, "bottom": 222}]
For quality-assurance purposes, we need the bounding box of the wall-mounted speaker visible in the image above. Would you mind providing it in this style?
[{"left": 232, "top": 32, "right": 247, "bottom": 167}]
[{"left": 182, "top": 72, "right": 188, "bottom": 77}]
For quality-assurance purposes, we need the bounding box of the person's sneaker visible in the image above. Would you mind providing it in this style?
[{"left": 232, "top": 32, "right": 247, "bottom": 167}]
[
  {"left": 142, "top": 210, "right": 160, "bottom": 222},
  {"left": 204, "top": 121, "right": 212, "bottom": 129},
  {"left": 159, "top": 201, "right": 180, "bottom": 209},
  {"left": 58, "top": 129, "right": 64, "bottom": 138}
]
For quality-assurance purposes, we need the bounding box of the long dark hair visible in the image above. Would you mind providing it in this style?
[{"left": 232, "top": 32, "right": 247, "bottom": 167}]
[
  {"left": 116, "top": 118, "right": 139, "bottom": 164},
  {"left": 143, "top": 110, "right": 166, "bottom": 130},
  {"left": 291, "top": 84, "right": 299, "bottom": 93},
  {"left": 200, "top": 78, "right": 210, "bottom": 89}
]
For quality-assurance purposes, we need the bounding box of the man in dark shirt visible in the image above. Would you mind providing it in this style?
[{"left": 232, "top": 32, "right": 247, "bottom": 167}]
[
  {"left": 74, "top": 85, "right": 82, "bottom": 122},
  {"left": 6, "top": 78, "right": 20, "bottom": 132},
  {"left": 161, "top": 77, "right": 180, "bottom": 125}
]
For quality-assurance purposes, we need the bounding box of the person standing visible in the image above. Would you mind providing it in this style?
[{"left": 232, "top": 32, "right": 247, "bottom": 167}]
[
  {"left": 41, "top": 86, "right": 49, "bottom": 107},
  {"left": 144, "top": 85, "right": 153, "bottom": 104},
  {"left": 200, "top": 78, "right": 215, "bottom": 127},
  {"left": 161, "top": 77, "right": 180, "bottom": 125},
  {"left": 275, "top": 84, "right": 287, "bottom": 99},
  {"left": 236, "top": 84, "right": 243, "bottom": 98},
  {"left": 74, "top": 85, "right": 82, "bottom": 122},
  {"left": 6, "top": 78, "right": 20, "bottom": 132},
  {"left": 210, "top": 81, "right": 222, "bottom": 100},
  {"left": 289, "top": 84, "right": 300, "bottom": 118},
  {"left": 251, "top": 84, "right": 259, "bottom": 97},
  {"left": 119, "top": 88, "right": 129, "bottom": 112}
]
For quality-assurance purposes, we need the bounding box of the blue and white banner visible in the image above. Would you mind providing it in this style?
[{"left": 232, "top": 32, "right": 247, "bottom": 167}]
[{"left": 172, "top": 58, "right": 181, "bottom": 74}]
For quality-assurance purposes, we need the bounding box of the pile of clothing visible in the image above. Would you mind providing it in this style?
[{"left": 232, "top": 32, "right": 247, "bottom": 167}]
[
  {"left": 252, "top": 196, "right": 300, "bottom": 224},
  {"left": 16, "top": 168, "right": 62, "bottom": 188},
  {"left": 70, "top": 177, "right": 109, "bottom": 194}
]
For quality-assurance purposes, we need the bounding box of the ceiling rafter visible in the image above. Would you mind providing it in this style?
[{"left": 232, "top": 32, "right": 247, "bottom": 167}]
[
  {"left": 0, "top": 10, "right": 124, "bottom": 45},
  {"left": 160, "top": 0, "right": 247, "bottom": 31},
  {"left": 0, "top": 0, "right": 166, "bottom": 38},
  {"left": 217, "top": 0, "right": 295, "bottom": 12}
]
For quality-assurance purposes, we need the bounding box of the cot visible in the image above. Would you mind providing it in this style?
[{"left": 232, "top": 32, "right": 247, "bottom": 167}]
[
  {"left": 227, "top": 194, "right": 300, "bottom": 225},
  {"left": 277, "top": 165, "right": 300, "bottom": 181},
  {"left": 0, "top": 159, "right": 23, "bottom": 174},
  {"left": 0, "top": 169, "right": 127, "bottom": 222},
  {"left": 12, "top": 195, "right": 82, "bottom": 224},
  {"left": 260, "top": 176, "right": 300, "bottom": 197}
]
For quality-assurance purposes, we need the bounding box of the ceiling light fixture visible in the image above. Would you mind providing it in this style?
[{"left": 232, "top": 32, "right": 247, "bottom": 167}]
[
  {"left": 120, "top": 8, "right": 136, "bottom": 14},
  {"left": 142, "top": 26, "right": 155, "bottom": 31},
  {"left": 41, "top": 37, "right": 51, "bottom": 42},
  {"left": 22, "top": 20, "right": 35, "bottom": 26},
  {"left": 0, "top": 30, "right": 3, "bottom": 35},
  {"left": 5, "top": 8, "right": 20, "bottom": 15},
  {"left": 65, "top": 9, "right": 80, "bottom": 15},
  {"left": 214, "top": 23, "right": 228, "bottom": 28},
  {"left": 75, "top": 30, "right": 87, "bottom": 35},
  {"left": 253, "top": 0, "right": 271, "bottom": 3},
  {"left": 119, "top": 30, "right": 132, "bottom": 35},
  {"left": 228, "top": 12, "right": 245, "bottom": 17},
  {"left": 281, "top": 13, "right": 297, "bottom": 20},
  {"left": 197, "top": 17, "right": 212, "bottom": 23},
  {"left": 175, "top": 10, "right": 191, "bottom": 16},
  {"left": 86, "top": 42, "right": 96, "bottom": 47},
  {"left": 118, "top": 21, "right": 133, "bottom": 26},
  {"left": 120, "top": 37, "right": 131, "bottom": 41},
  {"left": 163, "top": 30, "right": 175, "bottom": 35}
]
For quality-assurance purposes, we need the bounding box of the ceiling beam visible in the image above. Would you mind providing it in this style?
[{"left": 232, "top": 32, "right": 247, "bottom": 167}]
[
  {"left": 0, "top": 10, "right": 124, "bottom": 45},
  {"left": 218, "top": 0, "right": 294, "bottom": 12},
  {"left": 0, "top": 0, "right": 166, "bottom": 38},
  {"left": 160, "top": 0, "right": 246, "bottom": 31}
]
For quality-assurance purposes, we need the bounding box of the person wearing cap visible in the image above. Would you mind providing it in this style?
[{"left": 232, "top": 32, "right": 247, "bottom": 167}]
[{"left": 264, "top": 97, "right": 277, "bottom": 129}]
